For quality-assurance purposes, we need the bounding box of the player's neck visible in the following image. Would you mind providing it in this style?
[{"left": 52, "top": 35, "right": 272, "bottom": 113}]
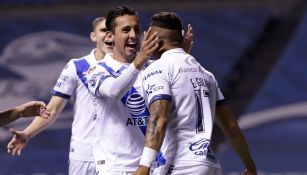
[
  {"left": 95, "top": 49, "right": 106, "bottom": 61},
  {"left": 112, "top": 49, "right": 134, "bottom": 64},
  {"left": 157, "top": 44, "right": 181, "bottom": 58}
]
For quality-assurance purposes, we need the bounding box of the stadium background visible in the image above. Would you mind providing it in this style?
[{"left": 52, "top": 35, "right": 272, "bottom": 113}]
[{"left": 0, "top": 0, "right": 306, "bottom": 174}]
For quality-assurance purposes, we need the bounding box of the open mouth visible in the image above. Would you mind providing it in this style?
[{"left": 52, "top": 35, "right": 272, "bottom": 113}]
[
  {"left": 126, "top": 43, "right": 137, "bottom": 49},
  {"left": 105, "top": 41, "right": 113, "bottom": 46}
]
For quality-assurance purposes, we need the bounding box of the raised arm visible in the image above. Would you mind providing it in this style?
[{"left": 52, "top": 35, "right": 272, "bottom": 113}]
[
  {"left": 215, "top": 104, "right": 257, "bottom": 175},
  {"left": 0, "top": 101, "right": 49, "bottom": 127},
  {"left": 90, "top": 28, "right": 158, "bottom": 99},
  {"left": 133, "top": 99, "right": 171, "bottom": 175},
  {"left": 7, "top": 96, "right": 67, "bottom": 156}
]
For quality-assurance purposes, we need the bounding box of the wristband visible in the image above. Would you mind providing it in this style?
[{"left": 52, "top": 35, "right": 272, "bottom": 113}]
[{"left": 139, "top": 147, "right": 157, "bottom": 167}]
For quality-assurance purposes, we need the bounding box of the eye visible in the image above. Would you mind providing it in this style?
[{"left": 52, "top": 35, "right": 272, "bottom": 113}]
[
  {"left": 100, "top": 28, "right": 107, "bottom": 32},
  {"left": 122, "top": 27, "right": 131, "bottom": 33},
  {"left": 134, "top": 25, "right": 141, "bottom": 34}
]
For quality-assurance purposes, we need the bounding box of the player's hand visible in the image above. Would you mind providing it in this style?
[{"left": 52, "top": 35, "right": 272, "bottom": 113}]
[
  {"left": 182, "top": 24, "right": 193, "bottom": 53},
  {"left": 134, "top": 27, "right": 159, "bottom": 69},
  {"left": 133, "top": 165, "right": 150, "bottom": 175},
  {"left": 241, "top": 169, "right": 257, "bottom": 175},
  {"left": 18, "top": 101, "right": 50, "bottom": 119},
  {"left": 7, "top": 128, "right": 29, "bottom": 156}
]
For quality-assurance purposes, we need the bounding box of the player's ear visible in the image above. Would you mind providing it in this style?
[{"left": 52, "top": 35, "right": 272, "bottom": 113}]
[{"left": 90, "top": 31, "right": 96, "bottom": 42}]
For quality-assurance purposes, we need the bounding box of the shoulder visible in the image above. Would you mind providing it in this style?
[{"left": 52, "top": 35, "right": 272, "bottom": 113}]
[
  {"left": 142, "top": 60, "right": 167, "bottom": 82},
  {"left": 144, "top": 59, "right": 167, "bottom": 72}
]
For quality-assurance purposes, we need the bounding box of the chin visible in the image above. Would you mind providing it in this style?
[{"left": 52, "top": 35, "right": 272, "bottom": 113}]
[
  {"left": 106, "top": 48, "right": 113, "bottom": 53},
  {"left": 123, "top": 54, "right": 134, "bottom": 62},
  {"left": 128, "top": 51, "right": 137, "bottom": 58}
]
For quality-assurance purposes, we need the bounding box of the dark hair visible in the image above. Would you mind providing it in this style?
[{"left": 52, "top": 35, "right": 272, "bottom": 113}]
[
  {"left": 151, "top": 12, "right": 183, "bottom": 44},
  {"left": 106, "top": 5, "right": 138, "bottom": 32},
  {"left": 151, "top": 12, "right": 183, "bottom": 31},
  {"left": 92, "top": 16, "right": 106, "bottom": 32}
]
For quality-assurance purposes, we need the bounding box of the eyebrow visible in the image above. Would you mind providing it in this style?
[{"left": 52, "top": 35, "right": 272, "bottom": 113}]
[{"left": 99, "top": 28, "right": 107, "bottom": 32}]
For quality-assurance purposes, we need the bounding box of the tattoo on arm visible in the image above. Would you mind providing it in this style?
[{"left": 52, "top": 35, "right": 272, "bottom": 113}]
[{"left": 145, "top": 100, "right": 170, "bottom": 150}]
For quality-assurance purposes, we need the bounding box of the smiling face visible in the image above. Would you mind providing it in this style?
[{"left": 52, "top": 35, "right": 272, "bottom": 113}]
[
  {"left": 90, "top": 18, "right": 113, "bottom": 59},
  {"left": 111, "top": 15, "right": 141, "bottom": 63}
]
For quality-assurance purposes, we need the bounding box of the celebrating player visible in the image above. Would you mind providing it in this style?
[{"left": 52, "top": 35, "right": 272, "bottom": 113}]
[
  {"left": 7, "top": 16, "right": 112, "bottom": 175},
  {"left": 134, "top": 12, "right": 257, "bottom": 175}
]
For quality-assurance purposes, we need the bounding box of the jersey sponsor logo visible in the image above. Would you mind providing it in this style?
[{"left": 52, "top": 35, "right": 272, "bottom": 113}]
[
  {"left": 55, "top": 81, "right": 62, "bottom": 88},
  {"left": 179, "top": 67, "right": 198, "bottom": 73},
  {"left": 97, "top": 160, "right": 105, "bottom": 165},
  {"left": 179, "top": 66, "right": 206, "bottom": 74},
  {"left": 60, "top": 74, "right": 68, "bottom": 81},
  {"left": 166, "top": 165, "right": 175, "bottom": 175},
  {"left": 55, "top": 74, "right": 68, "bottom": 88},
  {"left": 146, "top": 84, "right": 164, "bottom": 96},
  {"left": 125, "top": 92, "right": 147, "bottom": 115},
  {"left": 121, "top": 87, "right": 149, "bottom": 134},
  {"left": 184, "top": 56, "right": 198, "bottom": 66},
  {"left": 87, "top": 66, "right": 96, "bottom": 74},
  {"left": 143, "top": 70, "right": 162, "bottom": 81},
  {"left": 189, "top": 138, "right": 216, "bottom": 160},
  {"left": 126, "top": 116, "right": 149, "bottom": 126},
  {"left": 88, "top": 72, "right": 103, "bottom": 88}
]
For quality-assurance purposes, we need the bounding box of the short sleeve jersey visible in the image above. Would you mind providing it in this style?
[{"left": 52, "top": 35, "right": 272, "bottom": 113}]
[
  {"left": 142, "top": 48, "right": 225, "bottom": 167},
  {"left": 85, "top": 53, "right": 149, "bottom": 171},
  {"left": 52, "top": 49, "right": 99, "bottom": 161}
]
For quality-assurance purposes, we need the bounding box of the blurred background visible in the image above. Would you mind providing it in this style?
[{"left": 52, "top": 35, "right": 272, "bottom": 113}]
[{"left": 0, "top": 0, "right": 306, "bottom": 174}]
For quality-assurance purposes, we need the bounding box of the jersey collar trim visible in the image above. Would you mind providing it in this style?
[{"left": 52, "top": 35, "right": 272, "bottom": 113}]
[{"left": 104, "top": 53, "right": 130, "bottom": 72}]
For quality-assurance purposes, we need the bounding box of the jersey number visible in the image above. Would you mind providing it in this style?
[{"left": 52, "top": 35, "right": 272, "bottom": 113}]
[{"left": 194, "top": 89, "right": 210, "bottom": 134}]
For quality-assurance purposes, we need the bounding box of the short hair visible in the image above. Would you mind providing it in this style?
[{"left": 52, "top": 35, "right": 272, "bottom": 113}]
[
  {"left": 151, "top": 12, "right": 183, "bottom": 44},
  {"left": 151, "top": 12, "right": 183, "bottom": 31},
  {"left": 106, "top": 5, "right": 138, "bottom": 33},
  {"left": 92, "top": 16, "right": 106, "bottom": 32}
]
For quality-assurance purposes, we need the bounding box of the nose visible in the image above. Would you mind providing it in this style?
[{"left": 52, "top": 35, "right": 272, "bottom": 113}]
[
  {"left": 129, "top": 29, "right": 137, "bottom": 39},
  {"left": 105, "top": 33, "right": 113, "bottom": 43},
  {"left": 105, "top": 32, "right": 113, "bottom": 41}
]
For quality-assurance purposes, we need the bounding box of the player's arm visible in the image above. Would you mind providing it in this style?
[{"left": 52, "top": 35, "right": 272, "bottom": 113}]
[
  {"left": 93, "top": 28, "right": 159, "bottom": 99},
  {"left": 215, "top": 103, "right": 257, "bottom": 175},
  {"left": 0, "top": 101, "right": 49, "bottom": 127},
  {"left": 94, "top": 63, "right": 140, "bottom": 99},
  {"left": 133, "top": 99, "right": 171, "bottom": 175},
  {"left": 7, "top": 96, "right": 68, "bottom": 156}
]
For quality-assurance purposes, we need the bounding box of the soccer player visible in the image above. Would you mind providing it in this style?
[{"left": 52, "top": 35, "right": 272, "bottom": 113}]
[
  {"left": 85, "top": 6, "right": 159, "bottom": 175},
  {"left": 86, "top": 6, "right": 193, "bottom": 175},
  {"left": 0, "top": 101, "right": 49, "bottom": 127},
  {"left": 133, "top": 12, "right": 257, "bottom": 175},
  {"left": 7, "top": 16, "right": 113, "bottom": 175}
]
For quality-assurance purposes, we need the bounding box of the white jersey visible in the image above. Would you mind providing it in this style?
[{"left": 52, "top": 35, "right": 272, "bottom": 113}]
[
  {"left": 52, "top": 49, "right": 99, "bottom": 161},
  {"left": 86, "top": 53, "right": 149, "bottom": 172},
  {"left": 142, "top": 48, "right": 225, "bottom": 168}
]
